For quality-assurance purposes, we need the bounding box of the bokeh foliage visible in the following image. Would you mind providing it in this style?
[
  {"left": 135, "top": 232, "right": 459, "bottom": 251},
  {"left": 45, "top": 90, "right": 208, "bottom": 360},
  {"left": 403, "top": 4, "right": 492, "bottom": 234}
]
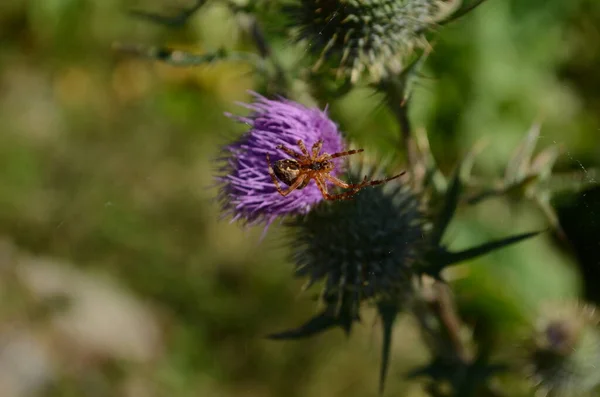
[{"left": 0, "top": 0, "right": 598, "bottom": 396}]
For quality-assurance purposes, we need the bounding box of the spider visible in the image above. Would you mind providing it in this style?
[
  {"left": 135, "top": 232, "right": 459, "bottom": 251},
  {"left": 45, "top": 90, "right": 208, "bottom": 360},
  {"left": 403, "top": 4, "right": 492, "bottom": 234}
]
[{"left": 266, "top": 139, "right": 405, "bottom": 201}]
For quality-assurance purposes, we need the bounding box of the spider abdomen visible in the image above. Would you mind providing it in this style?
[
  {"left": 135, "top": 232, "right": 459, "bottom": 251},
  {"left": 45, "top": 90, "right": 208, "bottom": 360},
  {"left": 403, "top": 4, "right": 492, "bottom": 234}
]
[{"left": 273, "top": 159, "right": 302, "bottom": 186}]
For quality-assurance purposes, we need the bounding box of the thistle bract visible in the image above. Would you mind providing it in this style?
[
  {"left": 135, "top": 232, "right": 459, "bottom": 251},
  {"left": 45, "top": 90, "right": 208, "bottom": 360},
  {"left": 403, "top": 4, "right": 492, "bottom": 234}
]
[
  {"left": 287, "top": 0, "right": 445, "bottom": 82},
  {"left": 217, "top": 93, "right": 345, "bottom": 227}
]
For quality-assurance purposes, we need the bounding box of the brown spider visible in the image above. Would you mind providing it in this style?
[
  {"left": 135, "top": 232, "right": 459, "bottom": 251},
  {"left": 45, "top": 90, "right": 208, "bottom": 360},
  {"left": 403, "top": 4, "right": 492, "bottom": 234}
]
[{"left": 266, "top": 139, "right": 405, "bottom": 201}]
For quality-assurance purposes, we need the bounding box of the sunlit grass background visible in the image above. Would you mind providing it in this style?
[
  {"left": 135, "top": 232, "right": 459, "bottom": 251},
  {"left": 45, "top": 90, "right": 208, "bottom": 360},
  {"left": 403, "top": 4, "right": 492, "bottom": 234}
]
[{"left": 0, "top": 1, "right": 599, "bottom": 396}]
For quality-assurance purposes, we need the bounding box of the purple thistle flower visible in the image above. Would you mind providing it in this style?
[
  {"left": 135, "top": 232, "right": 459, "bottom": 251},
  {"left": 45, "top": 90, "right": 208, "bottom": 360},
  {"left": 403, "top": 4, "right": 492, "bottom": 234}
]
[{"left": 217, "top": 92, "right": 345, "bottom": 227}]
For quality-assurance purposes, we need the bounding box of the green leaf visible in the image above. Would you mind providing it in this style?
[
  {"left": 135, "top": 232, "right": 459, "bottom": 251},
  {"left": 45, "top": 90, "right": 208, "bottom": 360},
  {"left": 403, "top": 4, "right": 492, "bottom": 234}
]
[
  {"left": 466, "top": 175, "right": 539, "bottom": 205},
  {"left": 408, "top": 357, "right": 508, "bottom": 397},
  {"left": 266, "top": 310, "right": 348, "bottom": 340},
  {"left": 267, "top": 290, "right": 360, "bottom": 340},
  {"left": 430, "top": 230, "right": 543, "bottom": 272},
  {"left": 406, "top": 358, "right": 456, "bottom": 381},
  {"left": 377, "top": 301, "right": 400, "bottom": 395},
  {"left": 128, "top": 0, "right": 206, "bottom": 27},
  {"left": 430, "top": 167, "right": 463, "bottom": 247}
]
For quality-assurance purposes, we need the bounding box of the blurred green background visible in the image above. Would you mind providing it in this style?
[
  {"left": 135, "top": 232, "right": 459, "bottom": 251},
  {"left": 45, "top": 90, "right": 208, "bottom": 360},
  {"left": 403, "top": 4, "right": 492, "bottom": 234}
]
[{"left": 0, "top": 0, "right": 598, "bottom": 396}]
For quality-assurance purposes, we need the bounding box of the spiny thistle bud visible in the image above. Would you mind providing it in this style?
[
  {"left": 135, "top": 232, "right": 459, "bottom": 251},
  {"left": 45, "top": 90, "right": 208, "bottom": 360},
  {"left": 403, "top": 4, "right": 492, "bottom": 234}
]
[
  {"left": 287, "top": 0, "right": 449, "bottom": 83},
  {"left": 523, "top": 302, "right": 600, "bottom": 397},
  {"left": 271, "top": 157, "right": 429, "bottom": 392},
  {"left": 289, "top": 159, "right": 427, "bottom": 305}
]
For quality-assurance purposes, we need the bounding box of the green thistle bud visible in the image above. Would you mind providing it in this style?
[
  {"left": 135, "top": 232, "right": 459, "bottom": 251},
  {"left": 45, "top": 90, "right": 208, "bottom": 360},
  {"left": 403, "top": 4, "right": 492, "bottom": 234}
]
[
  {"left": 524, "top": 303, "right": 600, "bottom": 397},
  {"left": 290, "top": 159, "right": 428, "bottom": 307},
  {"left": 287, "top": 0, "right": 449, "bottom": 82},
  {"left": 270, "top": 157, "right": 430, "bottom": 392}
]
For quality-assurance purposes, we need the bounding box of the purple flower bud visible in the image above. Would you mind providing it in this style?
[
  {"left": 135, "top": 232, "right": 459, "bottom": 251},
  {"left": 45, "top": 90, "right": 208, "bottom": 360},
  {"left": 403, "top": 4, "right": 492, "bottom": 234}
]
[{"left": 217, "top": 92, "right": 345, "bottom": 227}]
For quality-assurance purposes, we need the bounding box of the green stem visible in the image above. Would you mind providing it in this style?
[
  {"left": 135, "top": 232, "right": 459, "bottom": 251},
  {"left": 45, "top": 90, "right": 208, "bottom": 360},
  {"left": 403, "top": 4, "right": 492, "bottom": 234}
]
[
  {"left": 246, "top": 16, "right": 289, "bottom": 96},
  {"left": 383, "top": 84, "right": 419, "bottom": 182}
]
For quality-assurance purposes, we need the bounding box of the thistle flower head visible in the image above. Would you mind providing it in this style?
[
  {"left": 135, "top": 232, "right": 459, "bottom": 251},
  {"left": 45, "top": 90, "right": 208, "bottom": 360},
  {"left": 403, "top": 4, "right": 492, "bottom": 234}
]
[
  {"left": 287, "top": 0, "right": 446, "bottom": 82},
  {"left": 217, "top": 92, "right": 345, "bottom": 226},
  {"left": 524, "top": 302, "right": 600, "bottom": 397}
]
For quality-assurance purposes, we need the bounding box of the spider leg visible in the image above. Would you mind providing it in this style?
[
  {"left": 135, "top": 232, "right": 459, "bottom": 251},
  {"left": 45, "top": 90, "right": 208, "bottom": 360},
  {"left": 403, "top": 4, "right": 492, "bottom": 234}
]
[
  {"left": 359, "top": 171, "right": 406, "bottom": 187},
  {"left": 296, "top": 139, "right": 310, "bottom": 157},
  {"left": 266, "top": 154, "right": 307, "bottom": 196},
  {"left": 311, "top": 139, "right": 323, "bottom": 158},
  {"left": 314, "top": 174, "right": 361, "bottom": 201},
  {"left": 323, "top": 173, "right": 369, "bottom": 190},
  {"left": 276, "top": 143, "right": 306, "bottom": 160},
  {"left": 319, "top": 148, "right": 364, "bottom": 162},
  {"left": 275, "top": 174, "right": 308, "bottom": 197}
]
